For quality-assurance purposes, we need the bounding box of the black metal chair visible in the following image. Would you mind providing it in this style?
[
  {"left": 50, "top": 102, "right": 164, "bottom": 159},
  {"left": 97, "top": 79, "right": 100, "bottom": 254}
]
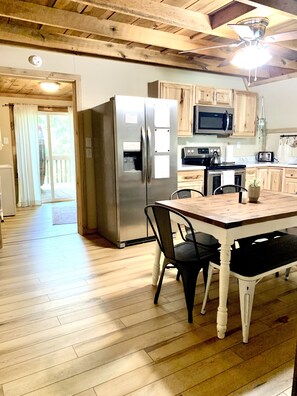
[
  {"left": 170, "top": 188, "right": 220, "bottom": 250},
  {"left": 201, "top": 234, "right": 297, "bottom": 343},
  {"left": 213, "top": 184, "right": 247, "bottom": 194},
  {"left": 144, "top": 204, "right": 218, "bottom": 323}
]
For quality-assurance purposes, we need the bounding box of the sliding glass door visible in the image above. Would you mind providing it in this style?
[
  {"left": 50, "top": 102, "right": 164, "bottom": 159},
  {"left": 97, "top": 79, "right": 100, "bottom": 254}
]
[{"left": 38, "top": 112, "right": 76, "bottom": 203}]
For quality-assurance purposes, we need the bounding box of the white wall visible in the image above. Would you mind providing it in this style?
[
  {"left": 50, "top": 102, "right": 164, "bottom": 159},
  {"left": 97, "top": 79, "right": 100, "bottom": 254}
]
[
  {"left": 250, "top": 78, "right": 297, "bottom": 158},
  {"left": 0, "top": 44, "right": 246, "bottom": 110},
  {"left": 0, "top": 43, "right": 296, "bottom": 161},
  {"left": 251, "top": 79, "right": 297, "bottom": 130}
]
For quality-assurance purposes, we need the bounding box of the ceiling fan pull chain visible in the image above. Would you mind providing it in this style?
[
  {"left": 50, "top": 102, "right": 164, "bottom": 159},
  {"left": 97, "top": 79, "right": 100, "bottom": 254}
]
[{"left": 254, "top": 66, "right": 258, "bottom": 82}]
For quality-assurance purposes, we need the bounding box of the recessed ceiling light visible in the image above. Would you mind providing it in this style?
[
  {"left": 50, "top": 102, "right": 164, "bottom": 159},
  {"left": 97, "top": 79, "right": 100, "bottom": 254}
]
[{"left": 39, "top": 81, "right": 60, "bottom": 92}]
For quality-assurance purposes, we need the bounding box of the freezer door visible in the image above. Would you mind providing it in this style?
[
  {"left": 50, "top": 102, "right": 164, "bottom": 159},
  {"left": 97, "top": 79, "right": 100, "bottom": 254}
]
[
  {"left": 145, "top": 98, "right": 178, "bottom": 206},
  {"left": 114, "top": 96, "right": 147, "bottom": 244}
]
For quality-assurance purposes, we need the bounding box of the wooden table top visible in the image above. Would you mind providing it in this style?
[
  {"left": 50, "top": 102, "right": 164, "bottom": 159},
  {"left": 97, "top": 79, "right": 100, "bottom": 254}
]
[{"left": 156, "top": 190, "right": 297, "bottom": 229}]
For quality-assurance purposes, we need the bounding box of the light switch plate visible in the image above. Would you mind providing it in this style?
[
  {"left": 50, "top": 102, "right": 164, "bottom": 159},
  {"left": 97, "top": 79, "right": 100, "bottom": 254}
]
[
  {"left": 86, "top": 148, "right": 92, "bottom": 158},
  {"left": 3, "top": 137, "right": 9, "bottom": 145},
  {"left": 85, "top": 137, "right": 92, "bottom": 148}
]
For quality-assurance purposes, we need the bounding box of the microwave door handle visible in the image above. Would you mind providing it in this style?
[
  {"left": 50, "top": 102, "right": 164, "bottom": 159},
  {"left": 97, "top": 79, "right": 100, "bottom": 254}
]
[
  {"left": 224, "top": 111, "right": 230, "bottom": 132},
  {"left": 141, "top": 126, "right": 147, "bottom": 183},
  {"left": 194, "top": 106, "right": 199, "bottom": 132},
  {"left": 147, "top": 126, "right": 152, "bottom": 183}
]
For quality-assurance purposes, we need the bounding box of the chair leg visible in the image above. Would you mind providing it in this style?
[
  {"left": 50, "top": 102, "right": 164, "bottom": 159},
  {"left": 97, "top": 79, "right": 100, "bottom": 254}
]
[
  {"left": 238, "top": 279, "right": 256, "bottom": 344},
  {"left": 176, "top": 270, "right": 181, "bottom": 281},
  {"left": 201, "top": 265, "right": 214, "bottom": 315},
  {"left": 154, "top": 258, "right": 169, "bottom": 304},
  {"left": 202, "top": 263, "right": 209, "bottom": 287},
  {"left": 285, "top": 267, "right": 291, "bottom": 280},
  {"left": 178, "top": 267, "right": 200, "bottom": 323}
]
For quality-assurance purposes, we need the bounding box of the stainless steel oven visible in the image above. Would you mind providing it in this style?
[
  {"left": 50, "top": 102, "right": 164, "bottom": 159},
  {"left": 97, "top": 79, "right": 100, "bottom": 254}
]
[
  {"left": 181, "top": 146, "right": 246, "bottom": 196},
  {"left": 205, "top": 168, "right": 246, "bottom": 196}
]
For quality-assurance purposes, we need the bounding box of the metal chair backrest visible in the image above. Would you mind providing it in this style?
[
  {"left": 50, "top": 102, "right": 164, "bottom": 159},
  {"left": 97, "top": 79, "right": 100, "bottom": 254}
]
[
  {"left": 171, "top": 188, "right": 204, "bottom": 200},
  {"left": 144, "top": 204, "right": 200, "bottom": 263},
  {"left": 213, "top": 184, "right": 248, "bottom": 195}
]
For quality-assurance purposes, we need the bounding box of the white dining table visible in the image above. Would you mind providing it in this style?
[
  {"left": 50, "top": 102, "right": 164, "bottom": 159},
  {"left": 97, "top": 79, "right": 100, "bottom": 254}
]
[{"left": 155, "top": 190, "right": 297, "bottom": 339}]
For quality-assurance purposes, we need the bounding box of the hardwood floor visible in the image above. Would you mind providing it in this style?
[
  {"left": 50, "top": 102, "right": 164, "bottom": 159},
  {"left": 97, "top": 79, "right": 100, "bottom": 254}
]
[{"left": 0, "top": 204, "right": 296, "bottom": 396}]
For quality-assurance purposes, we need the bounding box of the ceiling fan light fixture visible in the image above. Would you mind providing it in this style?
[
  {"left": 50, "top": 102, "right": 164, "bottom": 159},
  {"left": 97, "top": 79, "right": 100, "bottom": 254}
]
[
  {"left": 39, "top": 81, "right": 60, "bottom": 92},
  {"left": 230, "top": 45, "right": 271, "bottom": 69}
]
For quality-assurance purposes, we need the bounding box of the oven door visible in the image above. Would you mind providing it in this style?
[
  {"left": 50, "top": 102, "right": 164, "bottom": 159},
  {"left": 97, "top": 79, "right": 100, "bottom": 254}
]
[{"left": 205, "top": 169, "right": 246, "bottom": 195}]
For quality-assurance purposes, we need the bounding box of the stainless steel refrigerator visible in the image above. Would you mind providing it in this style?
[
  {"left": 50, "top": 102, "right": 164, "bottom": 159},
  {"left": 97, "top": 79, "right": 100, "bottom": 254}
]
[{"left": 91, "top": 95, "right": 177, "bottom": 248}]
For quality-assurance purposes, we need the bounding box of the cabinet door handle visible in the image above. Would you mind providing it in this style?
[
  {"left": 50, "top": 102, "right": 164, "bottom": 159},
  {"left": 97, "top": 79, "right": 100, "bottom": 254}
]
[{"left": 180, "top": 89, "right": 184, "bottom": 104}]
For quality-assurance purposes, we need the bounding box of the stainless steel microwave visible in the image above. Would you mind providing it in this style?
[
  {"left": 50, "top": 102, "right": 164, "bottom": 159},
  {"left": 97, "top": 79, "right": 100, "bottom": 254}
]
[{"left": 193, "top": 105, "right": 234, "bottom": 136}]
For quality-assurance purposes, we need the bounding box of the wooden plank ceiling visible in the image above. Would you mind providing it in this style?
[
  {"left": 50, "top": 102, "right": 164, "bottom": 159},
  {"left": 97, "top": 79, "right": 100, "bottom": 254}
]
[{"left": 0, "top": 0, "right": 296, "bottom": 98}]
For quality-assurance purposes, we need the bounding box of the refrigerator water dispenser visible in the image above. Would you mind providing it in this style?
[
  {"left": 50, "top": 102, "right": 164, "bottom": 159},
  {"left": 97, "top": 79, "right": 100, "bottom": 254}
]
[{"left": 123, "top": 151, "right": 142, "bottom": 171}]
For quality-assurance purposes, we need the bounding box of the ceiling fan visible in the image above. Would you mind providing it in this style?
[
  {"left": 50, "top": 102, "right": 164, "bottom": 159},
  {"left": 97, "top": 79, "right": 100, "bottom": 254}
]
[{"left": 180, "top": 17, "right": 297, "bottom": 55}]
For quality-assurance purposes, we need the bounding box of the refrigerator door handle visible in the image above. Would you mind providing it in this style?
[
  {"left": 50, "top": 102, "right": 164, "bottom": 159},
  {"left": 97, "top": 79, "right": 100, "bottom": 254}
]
[
  {"left": 147, "top": 126, "right": 152, "bottom": 184},
  {"left": 141, "top": 126, "right": 147, "bottom": 183}
]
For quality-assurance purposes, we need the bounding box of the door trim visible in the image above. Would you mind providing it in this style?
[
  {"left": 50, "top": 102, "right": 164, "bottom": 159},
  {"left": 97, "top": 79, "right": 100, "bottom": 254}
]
[{"left": 0, "top": 66, "right": 86, "bottom": 236}]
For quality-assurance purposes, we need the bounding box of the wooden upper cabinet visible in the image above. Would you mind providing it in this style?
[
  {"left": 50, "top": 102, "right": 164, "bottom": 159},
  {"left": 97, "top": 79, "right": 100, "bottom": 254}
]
[
  {"left": 233, "top": 90, "right": 257, "bottom": 137},
  {"left": 194, "top": 86, "right": 233, "bottom": 106},
  {"left": 194, "top": 86, "right": 214, "bottom": 105},
  {"left": 148, "top": 81, "right": 193, "bottom": 137},
  {"left": 215, "top": 89, "right": 233, "bottom": 106}
]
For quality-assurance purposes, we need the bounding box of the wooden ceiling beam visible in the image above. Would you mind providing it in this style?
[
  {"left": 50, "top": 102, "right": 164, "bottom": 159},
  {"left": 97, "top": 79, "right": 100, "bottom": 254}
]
[
  {"left": 0, "top": 0, "right": 237, "bottom": 58},
  {"left": 71, "top": 0, "right": 212, "bottom": 32},
  {"left": 209, "top": 1, "right": 255, "bottom": 29},
  {"left": 0, "top": 22, "right": 269, "bottom": 78},
  {"left": 236, "top": 0, "right": 297, "bottom": 17}
]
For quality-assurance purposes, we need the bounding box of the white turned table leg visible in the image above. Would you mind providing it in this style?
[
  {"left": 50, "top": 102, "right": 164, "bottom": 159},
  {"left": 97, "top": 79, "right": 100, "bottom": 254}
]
[
  {"left": 152, "top": 242, "right": 161, "bottom": 286},
  {"left": 217, "top": 244, "right": 231, "bottom": 339}
]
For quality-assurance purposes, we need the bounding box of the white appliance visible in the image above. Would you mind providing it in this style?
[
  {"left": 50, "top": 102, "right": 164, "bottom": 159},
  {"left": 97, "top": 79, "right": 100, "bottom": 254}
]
[{"left": 0, "top": 165, "right": 16, "bottom": 218}]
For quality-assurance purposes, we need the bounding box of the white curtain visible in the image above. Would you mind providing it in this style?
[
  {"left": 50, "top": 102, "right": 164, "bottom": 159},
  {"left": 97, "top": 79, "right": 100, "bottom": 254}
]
[
  {"left": 14, "top": 104, "right": 41, "bottom": 207},
  {"left": 277, "top": 136, "right": 297, "bottom": 163}
]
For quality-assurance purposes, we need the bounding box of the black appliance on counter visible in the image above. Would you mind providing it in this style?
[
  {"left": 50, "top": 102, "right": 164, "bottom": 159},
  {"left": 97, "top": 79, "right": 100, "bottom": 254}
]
[
  {"left": 257, "top": 151, "right": 274, "bottom": 162},
  {"left": 181, "top": 146, "right": 246, "bottom": 196}
]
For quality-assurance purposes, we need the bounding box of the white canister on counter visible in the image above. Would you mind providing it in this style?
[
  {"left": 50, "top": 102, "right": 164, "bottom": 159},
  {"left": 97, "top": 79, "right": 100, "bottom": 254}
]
[{"left": 225, "top": 144, "right": 234, "bottom": 163}]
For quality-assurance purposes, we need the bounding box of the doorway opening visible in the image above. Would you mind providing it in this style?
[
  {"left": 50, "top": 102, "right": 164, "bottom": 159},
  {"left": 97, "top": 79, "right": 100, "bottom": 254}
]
[{"left": 38, "top": 111, "right": 76, "bottom": 204}]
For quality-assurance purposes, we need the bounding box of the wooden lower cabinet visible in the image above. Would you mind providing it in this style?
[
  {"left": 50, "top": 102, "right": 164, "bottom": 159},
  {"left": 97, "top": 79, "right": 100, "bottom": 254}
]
[
  {"left": 283, "top": 168, "right": 297, "bottom": 194},
  {"left": 245, "top": 167, "right": 257, "bottom": 190},
  {"left": 177, "top": 170, "right": 204, "bottom": 194},
  {"left": 257, "top": 167, "right": 269, "bottom": 190},
  {"left": 245, "top": 167, "right": 283, "bottom": 192},
  {"left": 268, "top": 168, "right": 283, "bottom": 192},
  {"left": 178, "top": 166, "right": 296, "bottom": 196}
]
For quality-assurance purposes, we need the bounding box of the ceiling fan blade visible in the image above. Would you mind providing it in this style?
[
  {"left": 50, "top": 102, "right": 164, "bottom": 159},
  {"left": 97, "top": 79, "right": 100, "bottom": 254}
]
[
  {"left": 179, "top": 42, "right": 242, "bottom": 54},
  {"left": 265, "top": 31, "right": 297, "bottom": 42},
  {"left": 217, "top": 41, "right": 245, "bottom": 67},
  {"left": 218, "top": 58, "right": 230, "bottom": 67},
  {"left": 228, "top": 24, "right": 255, "bottom": 40}
]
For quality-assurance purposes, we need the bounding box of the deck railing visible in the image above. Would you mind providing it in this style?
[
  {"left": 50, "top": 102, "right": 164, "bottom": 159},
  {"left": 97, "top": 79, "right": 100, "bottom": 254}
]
[{"left": 43, "top": 155, "right": 74, "bottom": 184}]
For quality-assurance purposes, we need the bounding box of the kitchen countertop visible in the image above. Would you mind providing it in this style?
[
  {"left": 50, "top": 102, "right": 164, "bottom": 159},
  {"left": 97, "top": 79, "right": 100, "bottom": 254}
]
[{"left": 178, "top": 162, "right": 297, "bottom": 171}]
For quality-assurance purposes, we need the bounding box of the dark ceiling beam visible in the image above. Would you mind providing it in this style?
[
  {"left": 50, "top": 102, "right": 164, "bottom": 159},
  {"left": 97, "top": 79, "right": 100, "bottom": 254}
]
[
  {"left": 209, "top": 1, "right": 255, "bottom": 29},
  {"left": 237, "top": 0, "right": 297, "bottom": 16}
]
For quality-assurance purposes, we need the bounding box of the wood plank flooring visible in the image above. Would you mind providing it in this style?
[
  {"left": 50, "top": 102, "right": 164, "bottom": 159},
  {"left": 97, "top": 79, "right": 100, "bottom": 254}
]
[{"left": 0, "top": 203, "right": 296, "bottom": 395}]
